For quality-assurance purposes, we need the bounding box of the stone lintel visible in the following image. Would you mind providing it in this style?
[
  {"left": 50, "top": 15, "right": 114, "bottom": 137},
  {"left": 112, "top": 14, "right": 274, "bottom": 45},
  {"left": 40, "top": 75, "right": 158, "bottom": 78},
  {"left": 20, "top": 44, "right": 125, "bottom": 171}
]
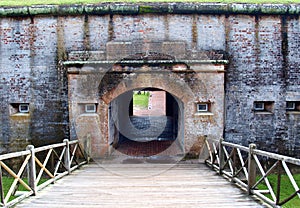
[
  {"left": 76, "top": 100, "right": 99, "bottom": 104},
  {"left": 66, "top": 61, "right": 227, "bottom": 75},
  {"left": 286, "top": 92, "right": 300, "bottom": 101},
  {"left": 64, "top": 59, "right": 228, "bottom": 65}
]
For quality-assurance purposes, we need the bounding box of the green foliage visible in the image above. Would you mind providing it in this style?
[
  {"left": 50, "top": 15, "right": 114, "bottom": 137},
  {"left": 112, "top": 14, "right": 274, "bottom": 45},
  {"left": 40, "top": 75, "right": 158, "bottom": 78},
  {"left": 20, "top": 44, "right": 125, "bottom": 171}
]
[
  {"left": 1, "top": 176, "right": 48, "bottom": 201},
  {"left": 256, "top": 174, "right": 300, "bottom": 208},
  {"left": 0, "top": 0, "right": 299, "bottom": 6},
  {"left": 133, "top": 91, "right": 150, "bottom": 109}
]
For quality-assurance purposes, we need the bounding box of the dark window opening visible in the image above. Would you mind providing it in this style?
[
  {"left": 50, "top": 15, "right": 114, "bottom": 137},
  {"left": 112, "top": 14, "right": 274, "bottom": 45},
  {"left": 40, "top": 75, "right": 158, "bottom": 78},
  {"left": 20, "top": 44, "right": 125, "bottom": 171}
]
[
  {"left": 197, "top": 103, "right": 211, "bottom": 112},
  {"left": 85, "top": 104, "right": 97, "bottom": 113},
  {"left": 253, "top": 101, "right": 274, "bottom": 113},
  {"left": 286, "top": 101, "right": 300, "bottom": 112},
  {"left": 254, "top": 102, "right": 264, "bottom": 111},
  {"left": 10, "top": 103, "right": 29, "bottom": 115},
  {"left": 19, "top": 104, "right": 29, "bottom": 113},
  {"left": 197, "top": 103, "right": 208, "bottom": 112}
]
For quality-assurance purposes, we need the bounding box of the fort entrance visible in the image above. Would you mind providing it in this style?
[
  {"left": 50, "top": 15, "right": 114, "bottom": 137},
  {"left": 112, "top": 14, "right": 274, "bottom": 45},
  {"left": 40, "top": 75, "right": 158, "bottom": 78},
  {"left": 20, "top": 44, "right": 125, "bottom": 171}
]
[
  {"left": 0, "top": 1, "right": 299, "bottom": 163},
  {"left": 65, "top": 42, "right": 226, "bottom": 158},
  {"left": 108, "top": 88, "right": 183, "bottom": 157}
]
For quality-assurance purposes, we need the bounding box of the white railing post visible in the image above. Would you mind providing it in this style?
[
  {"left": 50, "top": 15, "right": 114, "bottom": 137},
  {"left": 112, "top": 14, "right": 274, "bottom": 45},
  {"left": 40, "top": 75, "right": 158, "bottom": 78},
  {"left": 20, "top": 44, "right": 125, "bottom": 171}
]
[
  {"left": 64, "top": 139, "right": 71, "bottom": 174},
  {"left": 26, "top": 145, "right": 37, "bottom": 195},
  {"left": 248, "top": 143, "right": 256, "bottom": 195},
  {"left": 219, "top": 138, "right": 224, "bottom": 175}
]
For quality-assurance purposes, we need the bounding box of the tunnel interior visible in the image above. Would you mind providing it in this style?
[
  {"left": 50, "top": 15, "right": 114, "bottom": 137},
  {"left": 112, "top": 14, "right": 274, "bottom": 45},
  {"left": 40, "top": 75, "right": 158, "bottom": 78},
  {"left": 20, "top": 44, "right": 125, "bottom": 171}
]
[{"left": 108, "top": 88, "right": 183, "bottom": 157}]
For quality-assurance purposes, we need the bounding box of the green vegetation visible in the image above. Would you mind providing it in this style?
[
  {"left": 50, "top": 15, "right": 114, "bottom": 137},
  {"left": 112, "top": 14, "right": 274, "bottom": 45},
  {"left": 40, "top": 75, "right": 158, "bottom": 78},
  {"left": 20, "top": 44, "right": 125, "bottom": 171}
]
[
  {"left": 2, "top": 176, "right": 48, "bottom": 201},
  {"left": 133, "top": 91, "right": 150, "bottom": 109},
  {"left": 257, "top": 174, "right": 300, "bottom": 208},
  {"left": 0, "top": 0, "right": 299, "bottom": 6}
]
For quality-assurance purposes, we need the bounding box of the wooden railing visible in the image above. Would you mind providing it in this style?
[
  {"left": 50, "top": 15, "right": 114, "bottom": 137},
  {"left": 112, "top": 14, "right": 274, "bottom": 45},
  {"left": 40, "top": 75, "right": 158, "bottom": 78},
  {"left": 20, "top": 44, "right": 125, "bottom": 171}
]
[
  {"left": 203, "top": 138, "right": 300, "bottom": 207},
  {"left": 0, "top": 139, "right": 88, "bottom": 208}
]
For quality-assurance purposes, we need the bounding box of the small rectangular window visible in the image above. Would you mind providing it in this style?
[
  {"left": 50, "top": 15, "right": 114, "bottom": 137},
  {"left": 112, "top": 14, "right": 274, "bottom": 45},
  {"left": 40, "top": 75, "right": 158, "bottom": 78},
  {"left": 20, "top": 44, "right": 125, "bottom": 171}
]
[
  {"left": 253, "top": 101, "right": 274, "bottom": 113},
  {"left": 254, "top": 102, "right": 264, "bottom": 111},
  {"left": 286, "top": 101, "right": 300, "bottom": 112},
  {"left": 85, "top": 104, "right": 96, "bottom": 113},
  {"left": 197, "top": 103, "right": 208, "bottom": 112},
  {"left": 286, "top": 102, "right": 295, "bottom": 110},
  {"left": 195, "top": 102, "right": 213, "bottom": 116},
  {"left": 19, "top": 104, "right": 29, "bottom": 113}
]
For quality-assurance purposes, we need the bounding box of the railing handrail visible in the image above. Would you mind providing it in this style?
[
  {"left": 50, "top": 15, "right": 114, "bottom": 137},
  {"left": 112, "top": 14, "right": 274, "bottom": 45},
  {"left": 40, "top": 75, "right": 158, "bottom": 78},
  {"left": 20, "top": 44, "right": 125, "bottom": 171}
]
[
  {"left": 253, "top": 149, "right": 300, "bottom": 166},
  {"left": 34, "top": 142, "right": 66, "bottom": 153},
  {"left": 0, "top": 139, "right": 88, "bottom": 208},
  {"left": 0, "top": 150, "right": 31, "bottom": 161},
  {"left": 222, "top": 141, "right": 250, "bottom": 152},
  {"left": 204, "top": 138, "right": 300, "bottom": 207},
  {"left": 222, "top": 141, "right": 300, "bottom": 165}
]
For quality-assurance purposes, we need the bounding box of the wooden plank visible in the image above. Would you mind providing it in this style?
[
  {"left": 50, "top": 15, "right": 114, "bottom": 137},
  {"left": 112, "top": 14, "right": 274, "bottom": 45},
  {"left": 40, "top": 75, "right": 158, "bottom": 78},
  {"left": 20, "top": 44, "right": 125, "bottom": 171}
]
[
  {"left": 0, "top": 150, "right": 30, "bottom": 161},
  {"left": 34, "top": 143, "right": 65, "bottom": 153},
  {"left": 253, "top": 149, "right": 300, "bottom": 166},
  {"left": 15, "top": 163, "right": 268, "bottom": 208}
]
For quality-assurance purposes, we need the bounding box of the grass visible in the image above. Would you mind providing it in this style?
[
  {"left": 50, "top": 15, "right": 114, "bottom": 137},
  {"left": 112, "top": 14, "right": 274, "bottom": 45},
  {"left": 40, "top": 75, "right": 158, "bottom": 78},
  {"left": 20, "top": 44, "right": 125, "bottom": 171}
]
[
  {"left": 0, "top": 0, "right": 299, "bottom": 6},
  {"left": 133, "top": 91, "right": 150, "bottom": 109},
  {"left": 1, "top": 176, "right": 48, "bottom": 201},
  {"left": 257, "top": 174, "right": 300, "bottom": 208}
]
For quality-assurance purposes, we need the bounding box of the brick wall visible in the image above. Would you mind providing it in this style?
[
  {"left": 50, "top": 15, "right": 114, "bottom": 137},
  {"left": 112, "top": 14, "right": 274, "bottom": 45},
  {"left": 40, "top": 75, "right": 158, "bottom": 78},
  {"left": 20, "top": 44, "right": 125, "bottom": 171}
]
[
  {"left": 0, "top": 3, "right": 299, "bottom": 157},
  {"left": 225, "top": 14, "right": 300, "bottom": 156},
  {"left": 0, "top": 16, "right": 67, "bottom": 151}
]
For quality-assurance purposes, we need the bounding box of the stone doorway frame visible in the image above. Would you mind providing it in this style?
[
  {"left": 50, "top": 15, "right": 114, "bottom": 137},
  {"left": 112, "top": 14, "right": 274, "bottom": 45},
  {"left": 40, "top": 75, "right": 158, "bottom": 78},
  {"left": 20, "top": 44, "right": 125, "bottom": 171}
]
[{"left": 64, "top": 44, "right": 227, "bottom": 158}]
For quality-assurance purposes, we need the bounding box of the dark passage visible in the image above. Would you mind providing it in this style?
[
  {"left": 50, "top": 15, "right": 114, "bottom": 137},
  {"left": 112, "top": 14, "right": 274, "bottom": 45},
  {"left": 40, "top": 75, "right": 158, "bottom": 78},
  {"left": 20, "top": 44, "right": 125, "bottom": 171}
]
[
  {"left": 116, "top": 139, "right": 174, "bottom": 157},
  {"left": 116, "top": 116, "right": 175, "bottom": 156},
  {"left": 109, "top": 89, "right": 183, "bottom": 157}
]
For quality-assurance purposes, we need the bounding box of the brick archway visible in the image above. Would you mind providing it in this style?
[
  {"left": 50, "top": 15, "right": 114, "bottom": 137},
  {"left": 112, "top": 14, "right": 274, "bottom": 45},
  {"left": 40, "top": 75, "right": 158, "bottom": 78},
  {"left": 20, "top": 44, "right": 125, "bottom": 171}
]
[
  {"left": 67, "top": 50, "right": 225, "bottom": 158},
  {"left": 99, "top": 65, "right": 194, "bottom": 105},
  {"left": 98, "top": 61, "right": 193, "bottom": 157}
]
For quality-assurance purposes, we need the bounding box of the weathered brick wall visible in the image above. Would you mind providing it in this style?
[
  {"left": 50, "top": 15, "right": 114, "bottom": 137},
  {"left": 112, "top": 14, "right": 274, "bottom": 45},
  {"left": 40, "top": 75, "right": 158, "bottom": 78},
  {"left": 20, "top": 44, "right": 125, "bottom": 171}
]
[
  {"left": 0, "top": 16, "right": 68, "bottom": 152},
  {"left": 286, "top": 17, "right": 300, "bottom": 155},
  {"left": 225, "top": 14, "right": 300, "bottom": 156},
  {"left": 0, "top": 18, "right": 31, "bottom": 152},
  {"left": 0, "top": 3, "right": 299, "bottom": 156}
]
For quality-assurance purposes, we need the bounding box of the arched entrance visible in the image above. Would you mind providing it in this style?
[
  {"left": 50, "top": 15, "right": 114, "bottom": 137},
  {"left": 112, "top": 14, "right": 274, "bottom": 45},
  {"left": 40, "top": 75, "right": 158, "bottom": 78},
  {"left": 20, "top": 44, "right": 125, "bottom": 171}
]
[
  {"left": 108, "top": 88, "right": 184, "bottom": 157},
  {"left": 66, "top": 47, "right": 226, "bottom": 159}
]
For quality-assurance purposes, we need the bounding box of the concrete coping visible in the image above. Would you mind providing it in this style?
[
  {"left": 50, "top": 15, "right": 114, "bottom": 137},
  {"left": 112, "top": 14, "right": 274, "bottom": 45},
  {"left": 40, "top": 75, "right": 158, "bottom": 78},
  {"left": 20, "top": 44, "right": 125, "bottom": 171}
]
[
  {"left": 0, "top": 3, "right": 300, "bottom": 17},
  {"left": 63, "top": 59, "right": 229, "bottom": 66}
]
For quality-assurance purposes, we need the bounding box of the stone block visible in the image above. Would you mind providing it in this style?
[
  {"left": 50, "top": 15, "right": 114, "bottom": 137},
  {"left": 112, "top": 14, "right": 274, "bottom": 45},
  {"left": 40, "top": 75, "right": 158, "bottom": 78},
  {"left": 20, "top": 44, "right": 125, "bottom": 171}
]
[
  {"left": 106, "top": 42, "right": 134, "bottom": 60},
  {"left": 162, "top": 42, "right": 186, "bottom": 59}
]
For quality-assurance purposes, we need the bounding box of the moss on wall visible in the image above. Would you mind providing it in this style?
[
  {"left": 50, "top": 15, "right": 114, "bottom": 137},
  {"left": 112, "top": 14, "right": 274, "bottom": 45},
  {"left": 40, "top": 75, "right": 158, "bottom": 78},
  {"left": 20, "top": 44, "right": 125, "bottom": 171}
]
[{"left": 0, "top": 3, "right": 299, "bottom": 17}]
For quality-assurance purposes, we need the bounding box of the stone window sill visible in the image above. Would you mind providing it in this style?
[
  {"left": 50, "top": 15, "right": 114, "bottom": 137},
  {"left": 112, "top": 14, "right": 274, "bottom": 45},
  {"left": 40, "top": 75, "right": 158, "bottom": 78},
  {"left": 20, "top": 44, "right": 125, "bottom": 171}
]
[
  {"left": 194, "top": 112, "right": 214, "bottom": 116},
  {"left": 286, "top": 111, "right": 300, "bottom": 115},
  {"left": 80, "top": 113, "right": 97, "bottom": 116},
  {"left": 254, "top": 111, "right": 273, "bottom": 115},
  {"left": 10, "top": 113, "right": 30, "bottom": 118}
]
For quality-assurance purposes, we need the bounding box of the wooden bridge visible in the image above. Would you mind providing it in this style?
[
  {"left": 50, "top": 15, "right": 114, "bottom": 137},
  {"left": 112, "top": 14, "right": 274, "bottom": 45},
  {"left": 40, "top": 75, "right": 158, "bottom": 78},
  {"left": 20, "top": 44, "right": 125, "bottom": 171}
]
[
  {"left": 14, "top": 162, "right": 265, "bottom": 208},
  {"left": 1, "top": 139, "right": 300, "bottom": 208}
]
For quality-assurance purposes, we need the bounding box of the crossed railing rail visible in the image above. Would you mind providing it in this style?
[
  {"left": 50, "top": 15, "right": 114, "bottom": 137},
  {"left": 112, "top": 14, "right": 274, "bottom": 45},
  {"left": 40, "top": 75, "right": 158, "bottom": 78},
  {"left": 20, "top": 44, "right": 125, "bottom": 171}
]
[
  {"left": 0, "top": 139, "right": 88, "bottom": 208},
  {"left": 203, "top": 138, "right": 300, "bottom": 207}
]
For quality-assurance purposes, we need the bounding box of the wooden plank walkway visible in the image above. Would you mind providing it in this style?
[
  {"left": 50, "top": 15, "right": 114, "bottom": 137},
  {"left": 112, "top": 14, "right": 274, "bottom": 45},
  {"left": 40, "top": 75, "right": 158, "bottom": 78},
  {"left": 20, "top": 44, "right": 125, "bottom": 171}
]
[{"left": 15, "top": 163, "right": 268, "bottom": 208}]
